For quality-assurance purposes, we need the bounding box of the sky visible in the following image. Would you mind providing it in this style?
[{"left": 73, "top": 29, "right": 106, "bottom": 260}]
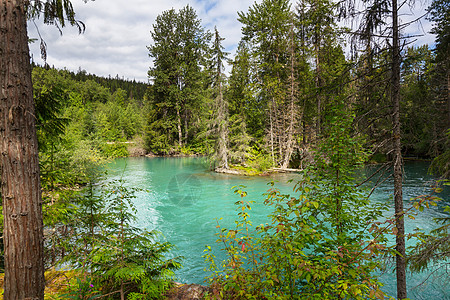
[{"left": 27, "top": 0, "right": 435, "bottom": 83}]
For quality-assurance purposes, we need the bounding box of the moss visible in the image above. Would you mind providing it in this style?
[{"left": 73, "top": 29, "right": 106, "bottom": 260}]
[
  {"left": 0, "top": 269, "right": 80, "bottom": 299},
  {"left": 230, "top": 165, "right": 262, "bottom": 176}
]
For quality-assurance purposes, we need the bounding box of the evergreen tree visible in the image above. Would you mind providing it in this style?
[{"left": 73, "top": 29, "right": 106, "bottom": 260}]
[
  {"left": 0, "top": 0, "right": 85, "bottom": 297},
  {"left": 427, "top": 0, "right": 450, "bottom": 178},
  {"left": 147, "top": 5, "right": 211, "bottom": 153},
  {"left": 297, "top": 0, "right": 339, "bottom": 138},
  {"left": 350, "top": 0, "right": 409, "bottom": 295},
  {"left": 226, "top": 42, "right": 254, "bottom": 164},
  {"left": 238, "top": 0, "right": 297, "bottom": 167},
  {"left": 210, "top": 27, "right": 229, "bottom": 169},
  {"left": 427, "top": 0, "right": 450, "bottom": 128}
]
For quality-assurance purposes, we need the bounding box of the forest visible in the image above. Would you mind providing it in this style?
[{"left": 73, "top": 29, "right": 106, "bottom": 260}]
[{"left": 0, "top": 0, "right": 449, "bottom": 299}]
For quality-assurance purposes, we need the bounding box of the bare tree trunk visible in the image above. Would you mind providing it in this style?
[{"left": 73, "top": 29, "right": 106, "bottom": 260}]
[
  {"left": 392, "top": 0, "right": 407, "bottom": 298},
  {"left": 217, "top": 77, "right": 229, "bottom": 169},
  {"left": 316, "top": 55, "right": 321, "bottom": 138},
  {"left": 314, "top": 0, "right": 322, "bottom": 138},
  {"left": 176, "top": 107, "right": 182, "bottom": 147},
  {"left": 282, "top": 23, "right": 297, "bottom": 169},
  {"left": 447, "top": 71, "right": 450, "bottom": 128},
  {"left": 184, "top": 110, "right": 188, "bottom": 143},
  {"left": 269, "top": 105, "right": 275, "bottom": 166},
  {"left": 0, "top": 0, "right": 45, "bottom": 298}
]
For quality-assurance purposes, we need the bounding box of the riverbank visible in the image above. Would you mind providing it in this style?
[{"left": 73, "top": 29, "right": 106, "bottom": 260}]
[{"left": 215, "top": 166, "right": 302, "bottom": 176}]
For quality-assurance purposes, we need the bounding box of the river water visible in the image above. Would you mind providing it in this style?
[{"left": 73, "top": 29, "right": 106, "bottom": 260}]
[{"left": 106, "top": 157, "right": 450, "bottom": 299}]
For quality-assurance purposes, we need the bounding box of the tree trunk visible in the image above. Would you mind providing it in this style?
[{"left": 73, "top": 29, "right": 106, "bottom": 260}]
[
  {"left": 176, "top": 107, "right": 182, "bottom": 147},
  {"left": 316, "top": 55, "right": 321, "bottom": 138},
  {"left": 0, "top": 0, "right": 45, "bottom": 298},
  {"left": 184, "top": 110, "right": 188, "bottom": 144},
  {"left": 282, "top": 23, "right": 297, "bottom": 169},
  {"left": 217, "top": 78, "right": 229, "bottom": 169},
  {"left": 269, "top": 104, "right": 275, "bottom": 166},
  {"left": 447, "top": 70, "right": 450, "bottom": 128},
  {"left": 314, "top": 0, "right": 322, "bottom": 138},
  {"left": 391, "top": 0, "right": 407, "bottom": 298}
]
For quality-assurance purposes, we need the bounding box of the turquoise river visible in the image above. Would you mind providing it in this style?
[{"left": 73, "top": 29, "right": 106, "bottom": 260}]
[{"left": 106, "top": 157, "right": 450, "bottom": 299}]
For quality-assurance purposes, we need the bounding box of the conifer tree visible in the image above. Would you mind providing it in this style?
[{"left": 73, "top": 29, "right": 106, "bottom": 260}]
[
  {"left": 350, "top": 0, "right": 410, "bottom": 296},
  {"left": 210, "top": 27, "right": 229, "bottom": 169},
  {"left": 0, "top": 0, "right": 88, "bottom": 297},
  {"left": 147, "top": 5, "right": 211, "bottom": 152},
  {"left": 297, "top": 0, "right": 338, "bottom": 138},
  {"left": 238, "top": 0, "right": 297, "bottom": 167},
  {"left": 227, "top": 42, "right": 254, "bottom": 164}
]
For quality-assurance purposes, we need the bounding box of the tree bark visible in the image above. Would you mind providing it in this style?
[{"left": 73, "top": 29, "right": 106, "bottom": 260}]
[
  {"left": 0, "top": 0, "right": 45, "bottom": 299},
  {"left": 269, "top": 104, "right": 275, "bottom": 166},
  {"left": 217, "top": 76, "right": 228, "bottom": 169},
  {"left": 447, "top": 70, "right": 450, "bottom": 128},
  {"left": 314, "top": 0, "right": 322, "bottom": 138},
  {"left": 281, "top": 22, "right": 297, "bottom": 169},
  {"left": 176, "top": 106, "right": 182, "bottom": 147},
  {"left": 391, "top": 0, "right": 407, "bottom": 298}
]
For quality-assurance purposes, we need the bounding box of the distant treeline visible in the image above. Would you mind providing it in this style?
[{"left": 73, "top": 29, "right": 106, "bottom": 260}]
[{"left": 32, "top": 63, "right": 150, "bottom": 101}]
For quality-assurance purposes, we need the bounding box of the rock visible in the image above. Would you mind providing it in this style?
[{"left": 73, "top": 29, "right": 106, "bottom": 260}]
[
  {"left": 128, "top": 145, "right": 147, "bottom": 157},
  {"left": 165, "top": 282, "right": 212, "bottom": 300},
  {"left": 215, "top": 167, "right": 241, "bottom": 175}
]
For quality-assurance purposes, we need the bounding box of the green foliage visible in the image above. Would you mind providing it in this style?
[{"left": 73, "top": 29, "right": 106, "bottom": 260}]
[
  {"left": 227, "top": 42, "right": 263, "bottom": 141},
  {"left": 49, "top": 179, "right": 181, "bottom": 299},
  {"left": 399, "top": 45, "right": 448, "bottom": 157},
  {"left": 60, "top": 277, "right": 101, "bottom": 300},
  {"left": 68, "top": 69, "right": 149, "bottom": 101},
  {"left": 147, "top": 5, "right": 211, "bottom": 153},
  {"left": 246, "top": 146, "right": 273, "bottom": 172},
  {"left": 204, "top": 184, "right": 388, "bottom": 299},
  {"left": 204, "top": 98, "right": 390, "bottom": 299},
  {"left": 429, "top": 129, "right": 450, "bottom": 178},
  {"left": 99, "top": 142, "right": 129, "bottom": 158},
  {"left": 30, "top": 64, "right": 148, "bottom": 203},
  {"left": 427, "top": 0, "right": 450, "bottom": 66},
  {"left": 408, "top": 181, "right": 450, "bottom": 278}
]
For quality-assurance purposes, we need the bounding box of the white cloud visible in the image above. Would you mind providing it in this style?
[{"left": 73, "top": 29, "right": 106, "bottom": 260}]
[
  {"left": 28, "top": 0, "right": 256, "bottom": 82},
  {"left": 27, "top": 0, "right": 436, "bottom": 83}
]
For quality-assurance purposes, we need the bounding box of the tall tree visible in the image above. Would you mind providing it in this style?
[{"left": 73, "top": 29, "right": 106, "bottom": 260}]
[
  {"left": 210, "top": 27, "right": 229, "bottom": 169},
  {"left": 147, "top": 5, "right": 210, "bottom": 152},
  {"left": 427, "top": 0, "right": 450, "bottom": 178},
  {"left": 0, "top": 2, "right": 45, "bottom": 297},
  {"left": 297, "top": 0, "right": 338, "bottom": 138},
  {"left": 238, "top": 0, "right": 296, "bottom": 167},
  {"left": 427, "top": 0, "right": 450, "bottom": 128},
  {"left": 391, "top": 0, "right": 407, "bottom": 297},
  {"left": 281, "top": 21, "right": 300, "bottom": 169},
  {"left": 226, "top": 42, "right": 254, "bottom": 164},
  {"left": 0, "top": 0, "right": 83, "bottom": 297},
  {"left": 351, "top": 0, "right": 412, "bottom": 295}
]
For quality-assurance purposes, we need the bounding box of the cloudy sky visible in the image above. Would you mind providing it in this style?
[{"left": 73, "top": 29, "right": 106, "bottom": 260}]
[{"left": 27, "top": 0, "right": 434, "bottom": 83}]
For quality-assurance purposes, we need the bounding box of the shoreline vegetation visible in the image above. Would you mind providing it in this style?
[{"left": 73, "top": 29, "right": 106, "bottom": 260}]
[
  {"left": 125, "top": 142, "right": 432, "bottom": 176},
  {"left": 1, "top": 0, "right": 448, "bottom": 297}
]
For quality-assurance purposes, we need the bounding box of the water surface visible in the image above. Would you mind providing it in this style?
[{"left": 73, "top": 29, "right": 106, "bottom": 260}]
[{"left": 106, "top": 157, "right": 450, "bottom": 299}]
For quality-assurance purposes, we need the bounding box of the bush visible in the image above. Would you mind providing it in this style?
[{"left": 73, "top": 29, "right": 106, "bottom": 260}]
[
  {"left": 246, "top": 146, "right": 273, "bottom": 172},
  {"left": 204, "top": 100, "right": 390, "bottom": 299},
  {"left": 48, "top": 179, "right": 181, "bottom": 299}
]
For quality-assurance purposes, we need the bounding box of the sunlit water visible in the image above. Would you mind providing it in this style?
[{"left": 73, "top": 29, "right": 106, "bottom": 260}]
[{"left": 105, "top": 157, "right": 450, "bottom": 299}]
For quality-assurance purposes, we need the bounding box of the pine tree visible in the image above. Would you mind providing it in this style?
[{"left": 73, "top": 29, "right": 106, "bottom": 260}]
[
  {"left": 210, "top": 27, "right": 229, "bottom": 169},
  {"left": 147, "top": 5, "right": 211, "bottom": 152},
  {"left": 227, "top": 42, "right": 254, "bottom": 164},
  {"left": 0, "top": 0, "right": 84, "bottom": 297},
  {"left": 238, "top": 0, "right": 296, "bottom": 167}
]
